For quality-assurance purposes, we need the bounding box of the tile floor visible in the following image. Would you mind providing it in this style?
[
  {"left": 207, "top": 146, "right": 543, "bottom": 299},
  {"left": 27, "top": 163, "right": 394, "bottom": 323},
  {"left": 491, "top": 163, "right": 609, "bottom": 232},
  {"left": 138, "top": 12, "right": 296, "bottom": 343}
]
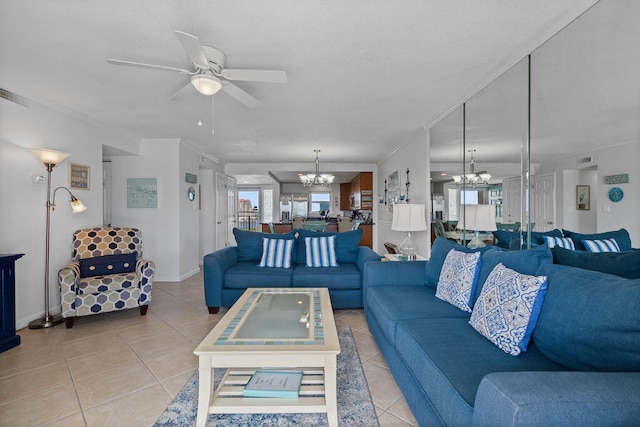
[{"left": 0, "top": 273, "right": 417, "bottom": 427}]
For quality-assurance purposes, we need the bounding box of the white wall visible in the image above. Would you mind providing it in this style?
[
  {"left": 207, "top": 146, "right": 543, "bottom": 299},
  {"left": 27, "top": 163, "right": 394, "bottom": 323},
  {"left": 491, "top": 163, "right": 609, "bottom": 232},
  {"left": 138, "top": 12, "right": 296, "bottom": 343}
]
[
  {"left": 199, "top": 168, "right": 216, "bottom": 261},
  {"left": 377, "top": 127, "right": 430, "bottom": 257},
  {"left": 0, "top": 98, "right": 126, "bottom": 329}
]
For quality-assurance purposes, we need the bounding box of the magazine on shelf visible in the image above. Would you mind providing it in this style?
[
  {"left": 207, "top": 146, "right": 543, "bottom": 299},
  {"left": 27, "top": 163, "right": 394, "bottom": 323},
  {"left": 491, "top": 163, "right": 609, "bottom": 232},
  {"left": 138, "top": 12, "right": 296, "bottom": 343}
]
[{"left": 242, "top": 369, "right": 304, "bottom": 398}]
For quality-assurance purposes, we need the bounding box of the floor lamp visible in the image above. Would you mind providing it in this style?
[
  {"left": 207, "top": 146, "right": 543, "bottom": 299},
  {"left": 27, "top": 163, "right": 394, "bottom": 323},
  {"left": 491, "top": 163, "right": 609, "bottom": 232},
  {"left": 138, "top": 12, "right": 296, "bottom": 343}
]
[{"left": 28, "top": 148, "right": 87, "bottom": 329}]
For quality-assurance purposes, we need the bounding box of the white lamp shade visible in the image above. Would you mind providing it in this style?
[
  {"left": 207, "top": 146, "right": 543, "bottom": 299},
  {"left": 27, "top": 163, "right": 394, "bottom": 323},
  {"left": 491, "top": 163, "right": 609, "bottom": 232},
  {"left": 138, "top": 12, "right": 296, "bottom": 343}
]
[
  {"left": 457, "top": 204, "right": 497, "bottom": 232},
  {"left": 29, "top": 148, "right": 70, "bottom": 166},
  {"left": 391, "top": 204, "right": 428, "bottom": 232},
  {"left": 191, "top": 73, "right": 222, "bottom": 95}
]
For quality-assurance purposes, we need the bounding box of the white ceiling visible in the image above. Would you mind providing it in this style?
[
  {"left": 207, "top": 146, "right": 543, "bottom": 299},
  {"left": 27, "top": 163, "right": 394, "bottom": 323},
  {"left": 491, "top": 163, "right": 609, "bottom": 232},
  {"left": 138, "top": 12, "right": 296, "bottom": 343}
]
[{"left": 0, "top": 0, "right": 601, "bottom": 178}]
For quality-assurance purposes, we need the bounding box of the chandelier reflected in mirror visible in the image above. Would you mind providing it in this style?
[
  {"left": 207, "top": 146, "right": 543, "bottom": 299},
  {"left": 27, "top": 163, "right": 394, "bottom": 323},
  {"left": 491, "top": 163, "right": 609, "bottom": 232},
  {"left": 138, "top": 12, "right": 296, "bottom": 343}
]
[
  {"left": 299, "top": 149, "right": 335, "bottom": 187},
  {"left": 452, "top": 149, "right": 491, "bottom": 186}
]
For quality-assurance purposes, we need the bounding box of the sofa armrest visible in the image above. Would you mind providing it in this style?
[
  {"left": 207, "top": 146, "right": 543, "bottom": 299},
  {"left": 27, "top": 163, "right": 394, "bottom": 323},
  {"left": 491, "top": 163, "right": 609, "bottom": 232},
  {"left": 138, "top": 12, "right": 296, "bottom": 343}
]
[
  {"left": 356, "top": 246, "right": 381, "bottom": 273},
  {"left": 203, "top": 246, "right": 238, "bottom": 309},
  {"left": 58, "top": 262, "right": 80, "bottom": 317},
  {"left": 135, "top": 257, "right": 155, "bottom": 305},
  {"left": 472, "top": 371, "right": 640, "bottom": 427}
]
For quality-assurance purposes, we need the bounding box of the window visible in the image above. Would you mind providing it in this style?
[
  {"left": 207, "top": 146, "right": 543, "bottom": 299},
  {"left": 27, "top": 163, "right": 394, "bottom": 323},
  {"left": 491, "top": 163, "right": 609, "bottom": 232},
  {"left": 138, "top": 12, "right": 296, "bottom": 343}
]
[
  {"left": 310, "top": 192, "right": 331, "bottom": 214},
  {"left": 238, "top": 189, "right": 260, "bottom": 231}
]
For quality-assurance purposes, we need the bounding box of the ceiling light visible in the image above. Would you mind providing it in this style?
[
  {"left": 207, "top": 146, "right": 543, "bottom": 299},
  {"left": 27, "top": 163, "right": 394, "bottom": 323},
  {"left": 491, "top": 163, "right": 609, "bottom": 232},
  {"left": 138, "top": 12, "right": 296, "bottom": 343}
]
[
  {"left": 191, "top": 73, "right": 222, "bottom": 95},
  {"left": 299, "top": 149, "right": 335, "bottom": 188},
  {"left": 452, "top": 149, "right": 491, "bottom": 186}
]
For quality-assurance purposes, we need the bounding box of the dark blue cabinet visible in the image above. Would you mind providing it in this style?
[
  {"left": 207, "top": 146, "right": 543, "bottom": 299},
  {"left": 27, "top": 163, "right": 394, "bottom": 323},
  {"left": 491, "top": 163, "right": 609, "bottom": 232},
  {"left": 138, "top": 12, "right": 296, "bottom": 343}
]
[{"left": 1, "top": 254, "right": 24, "bottom": 353}]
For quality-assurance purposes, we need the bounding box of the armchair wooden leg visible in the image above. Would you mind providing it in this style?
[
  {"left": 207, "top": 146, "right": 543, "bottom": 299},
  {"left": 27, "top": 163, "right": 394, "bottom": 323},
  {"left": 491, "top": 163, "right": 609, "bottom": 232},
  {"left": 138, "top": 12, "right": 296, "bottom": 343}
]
[
  {"left": 140, "top": 305, "right": 149, "bottom": 316},
  {"left": 64, "top": 318, "right": 75, "bottom": 328},
  {"left": 208, "top": 306, "right": 219, "bottom": 314}
]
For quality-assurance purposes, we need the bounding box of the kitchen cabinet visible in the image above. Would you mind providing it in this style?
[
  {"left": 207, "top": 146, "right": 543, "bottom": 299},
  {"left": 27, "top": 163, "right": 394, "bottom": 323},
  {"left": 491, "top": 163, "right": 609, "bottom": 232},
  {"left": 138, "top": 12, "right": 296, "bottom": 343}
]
[{"left": 340, "top": 183, "right": 351, "bottom": 210}]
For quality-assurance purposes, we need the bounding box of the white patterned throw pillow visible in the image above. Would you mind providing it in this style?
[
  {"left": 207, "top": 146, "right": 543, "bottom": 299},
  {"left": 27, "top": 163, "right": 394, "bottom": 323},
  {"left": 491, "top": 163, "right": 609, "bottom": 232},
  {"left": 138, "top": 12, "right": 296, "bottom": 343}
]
[
  {"left": 435, "top": 250, "right": 482, "bottom": 312},
  {"left": 583, "top": 238, "right": 620, "bottom": 253},
  {"left": 469, "top": 262, "right": 548, "bottom": 356},
  {"left": 258, "top": 238, "right": 294, "bottom": 268},
  {"left": 544, "top": 236, "right": 575, "bottom": 250},
  {"left": 305, "top": 235, "right": 338, "bottom": 267}
]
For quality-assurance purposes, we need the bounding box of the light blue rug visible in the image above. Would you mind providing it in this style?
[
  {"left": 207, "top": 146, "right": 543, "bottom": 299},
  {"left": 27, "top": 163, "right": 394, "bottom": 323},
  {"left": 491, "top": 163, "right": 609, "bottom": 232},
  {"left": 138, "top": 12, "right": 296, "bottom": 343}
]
[{"left": 154, "top": 327, "right": 379, "bottom": 426}]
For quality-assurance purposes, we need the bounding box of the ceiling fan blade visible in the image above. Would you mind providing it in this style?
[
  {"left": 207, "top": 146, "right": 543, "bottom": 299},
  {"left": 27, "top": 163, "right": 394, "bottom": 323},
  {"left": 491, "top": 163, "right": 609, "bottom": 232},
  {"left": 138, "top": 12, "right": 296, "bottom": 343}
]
[
  {"left": 107, "top": 59, "right": 191, "bottom": 74},
  {"left": 174, "top": 30, "right": 209, "bottom": 70},
  {"left": 221, "top": 81, "right": 261, "bottom": 109},
  {"left": 168, "top": 81, "right": 196, "bottom": 101},
  {"left": 221, "top": 69, "right": 288, "bottom": 83}
]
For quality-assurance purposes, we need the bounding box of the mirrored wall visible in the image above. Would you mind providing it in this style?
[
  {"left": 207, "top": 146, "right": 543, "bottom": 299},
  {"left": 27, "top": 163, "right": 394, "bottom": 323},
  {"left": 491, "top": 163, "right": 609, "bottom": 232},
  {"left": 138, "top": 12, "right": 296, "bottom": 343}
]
[{"left": 430, "top": 0, "right": 640, "bottom": 247}]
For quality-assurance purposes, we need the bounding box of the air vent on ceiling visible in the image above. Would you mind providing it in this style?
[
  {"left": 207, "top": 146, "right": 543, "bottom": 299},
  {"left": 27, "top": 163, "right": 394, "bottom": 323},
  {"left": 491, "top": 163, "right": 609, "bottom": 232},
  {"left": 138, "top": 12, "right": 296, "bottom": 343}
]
[
  {"left": 0, "top": 88, "right": 30, "bottom": 108},
  {"left": 577, "top": 156, "right": 593, "bottom": 164}
]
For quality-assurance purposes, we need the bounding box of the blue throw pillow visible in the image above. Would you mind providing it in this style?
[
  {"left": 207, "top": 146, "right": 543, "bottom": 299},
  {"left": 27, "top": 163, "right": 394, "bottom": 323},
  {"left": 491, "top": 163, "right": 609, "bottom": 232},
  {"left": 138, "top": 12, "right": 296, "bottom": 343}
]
[
  {"left": 582, "top": 238, "right": 620, "bottom": 252},
  {"left": 435, "top": 250, "right": 482, "bottom": 312},
  {"left": 492, "top": 230, "right": 519, "bottom": 249},
  {"left": 233, "top": 228, "right": 296, "bottom": 262},
  {"left": 258, "top": 238, "right": 294, "bottom": 268},
  {"left": 469, "top": 262, "right": 548, "bottom": 356},
  {"left": 424, "top": 237, "right": 494, "bottom": 289},
  {"left": 533, "top": 263, "right": 640, "bottom": 371},
  {"left": 562, "top": 228, "right": 632, "bottom": 252},
  {"left": 79, "top": 252, "right": 137, "bottom": 277},
  {"left": 474, "top": 243, "right": 552, "bottom": 304},
  {"left": 552, "top": 247, "right": 640, "bottom": 279},
  {"left": 305, "top": 235, "right": 338, "bottom": 267},
  {"left": 295, "top": 228, "right": 362, "bottom": 265}
]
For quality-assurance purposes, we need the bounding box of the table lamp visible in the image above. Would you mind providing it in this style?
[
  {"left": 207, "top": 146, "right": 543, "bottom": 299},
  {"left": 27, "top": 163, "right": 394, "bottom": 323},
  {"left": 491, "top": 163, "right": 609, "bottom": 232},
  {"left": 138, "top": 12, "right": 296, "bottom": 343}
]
[
  {"left": 391, "top": 203, "right": 427, "bottom": 257},
  {"left": 457, "top": 204, "right": 496, "bottom": 249}
]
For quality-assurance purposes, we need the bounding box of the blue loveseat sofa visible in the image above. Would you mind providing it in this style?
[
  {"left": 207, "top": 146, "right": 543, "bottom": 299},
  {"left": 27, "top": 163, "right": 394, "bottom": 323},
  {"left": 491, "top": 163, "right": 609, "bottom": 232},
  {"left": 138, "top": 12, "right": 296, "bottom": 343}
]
[
  {"left": 363, "top": 237, "right": 640, "bottom": 426},
  {"left": 203, "top": 228, "right": 380, "bottom": 312}
]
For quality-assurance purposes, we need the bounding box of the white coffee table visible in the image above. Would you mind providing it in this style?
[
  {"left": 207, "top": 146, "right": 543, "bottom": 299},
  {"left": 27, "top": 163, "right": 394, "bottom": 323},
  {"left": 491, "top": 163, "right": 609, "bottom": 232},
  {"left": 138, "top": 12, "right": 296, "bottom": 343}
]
[{"left": 193, "top": 288, "right": 340, "bottom": 427}]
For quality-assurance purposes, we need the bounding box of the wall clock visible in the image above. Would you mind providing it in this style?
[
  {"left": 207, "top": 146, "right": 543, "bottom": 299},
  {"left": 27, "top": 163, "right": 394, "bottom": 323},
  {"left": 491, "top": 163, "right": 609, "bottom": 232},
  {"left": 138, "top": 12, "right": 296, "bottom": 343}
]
[{"left": 608, "top": 187, "right": 624, "bottom": 202}]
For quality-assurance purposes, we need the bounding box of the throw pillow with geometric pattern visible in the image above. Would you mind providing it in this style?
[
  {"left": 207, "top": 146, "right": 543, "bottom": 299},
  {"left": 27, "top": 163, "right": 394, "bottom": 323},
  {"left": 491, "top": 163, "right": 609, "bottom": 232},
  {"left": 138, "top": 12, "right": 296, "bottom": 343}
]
[
  {"left": 469, "top": 262, "right": 548, "bottom": 356},
  {"left": 435, "top": 250, "right": 482, "bottom": 312}
]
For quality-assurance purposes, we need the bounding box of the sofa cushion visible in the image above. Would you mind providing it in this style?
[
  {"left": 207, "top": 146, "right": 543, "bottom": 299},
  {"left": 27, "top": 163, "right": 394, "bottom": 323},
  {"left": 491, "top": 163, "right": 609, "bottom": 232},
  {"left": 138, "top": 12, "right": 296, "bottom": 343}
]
[
  {"left": 582, "top": 238, "right": 620, "bottom": 252},
  {"left": 543, "top": 236, "right": 575, "bottom": 250},
  {"left": 552, "top": 247, "right": 640, "bottom": 279},
  {"left": 79, "top": 252, "right": 137, "bottom": 277},
  {"left": 475, "top": 243, "right": 551, "bottom": 304},
  {"left": 233, "top": 228, "right": 296, "bottom": 262},
  {"left": 292, "top": 264, "right": 361, "bottom": 289},
  {"left": 502, "top": 229, "right": 564, "bottom": 250},
  {"left": 425, "top": 238, "right": 494, "bottom": 289},
  {"left": 224, "top": 262, "right": 293, "bottom": 288},
  {"left": 295, "top": 229, "right": 362, "bottom": 265},
  {"left": 562, "top": 228, "right": 632, "bottom": 251},
  {"left": 258, "top": 238, "right": 295, "bottom": 268},
  {"left": 469, "top": 263, "right": 548, "bottom": 356},
  {"left": 304, "top": 235, "right": 338, "bottom": 267},
  {"left": 533, "top": 263, "right": 640, "bottom": 371},
  {"left": 366, "top": 285, "right": 468, "bottom": 345},
  {"left": 394, "top": 318, "right": 565, "bottom": 426},
  {"left": 435, "top": 250, "right": 481, "bottom": 312}
]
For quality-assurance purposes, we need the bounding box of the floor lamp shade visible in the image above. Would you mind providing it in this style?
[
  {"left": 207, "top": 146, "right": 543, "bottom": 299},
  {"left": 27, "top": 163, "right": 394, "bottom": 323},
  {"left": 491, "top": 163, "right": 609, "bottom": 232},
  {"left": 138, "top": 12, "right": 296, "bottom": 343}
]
[
  {"left": 457, "top": 204, "right": 497, "bottom": 249},
  {"left": 392, "top": 204, "right": 427, "bottom": 256}
]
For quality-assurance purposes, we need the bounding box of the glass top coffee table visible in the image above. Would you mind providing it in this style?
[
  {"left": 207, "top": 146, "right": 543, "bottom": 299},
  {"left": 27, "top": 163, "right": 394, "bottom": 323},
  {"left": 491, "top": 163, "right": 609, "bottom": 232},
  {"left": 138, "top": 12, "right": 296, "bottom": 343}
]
[{"left": 194, "top": 288, "right": 340, "bottom": 427}]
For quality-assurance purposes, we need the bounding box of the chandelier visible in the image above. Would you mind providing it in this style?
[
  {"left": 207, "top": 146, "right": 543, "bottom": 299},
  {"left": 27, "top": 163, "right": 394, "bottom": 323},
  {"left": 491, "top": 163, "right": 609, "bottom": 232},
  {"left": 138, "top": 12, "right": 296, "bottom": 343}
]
[
  {"left": 299, "top": 149, "right": 335, "bottom": 187},
  {"left": 452, "top": 149, "right": 491, "bottom": 186}
]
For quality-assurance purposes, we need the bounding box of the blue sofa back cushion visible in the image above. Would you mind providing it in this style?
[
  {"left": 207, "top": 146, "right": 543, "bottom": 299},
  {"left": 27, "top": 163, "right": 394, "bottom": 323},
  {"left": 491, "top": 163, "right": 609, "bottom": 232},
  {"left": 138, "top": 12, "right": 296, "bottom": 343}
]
[
  {"left": 552, "top": 247, "right": 640, "bottom": 279},
  {"left": 533, "top": 263, "right": 640, "bottom": 371},
  {"left": 295, "top": 228, "right": 363, "bottom": 265},
  {"left": 425, "top": 238, "right": 494, "bottom": 289},
  {"left": 473, "top": 243, "right": 552, "bottom": 304},
  {"left": 562, "top": 228, "right": 632, "bottom": 251},
  {"left": 233, "top": 228, "right": 297, "bottom": 262},
  {"left": 493, "top": 229, "right": 563, "bottom": 249}
]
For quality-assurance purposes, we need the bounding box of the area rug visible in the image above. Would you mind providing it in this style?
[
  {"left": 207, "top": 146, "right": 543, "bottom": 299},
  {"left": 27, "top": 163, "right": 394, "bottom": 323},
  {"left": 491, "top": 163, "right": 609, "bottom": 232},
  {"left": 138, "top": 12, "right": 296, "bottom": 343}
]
[{"left": 153, "top": 327, "right": 379, "bottom": 426}]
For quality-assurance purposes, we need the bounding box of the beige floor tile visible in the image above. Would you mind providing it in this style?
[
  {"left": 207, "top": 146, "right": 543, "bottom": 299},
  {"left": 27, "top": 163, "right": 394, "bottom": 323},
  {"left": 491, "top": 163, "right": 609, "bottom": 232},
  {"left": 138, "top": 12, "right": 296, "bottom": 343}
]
[
  {"left": 335, "top": 309, "right": 370, "bottom": 333},
  {"left": 75, "top": 360, "right": 157, "bottom": 408},
  {"left": 352, "top": 329, "right": 382, "bottom": 360},
  {"left": 161, "top": 369, "right": 196, "bottom": 397},
  {"left": 378, "top": 411, "right": 417, "bottom": 427},
  {"left": 68, "top": 345, "right": 140, "bottom": 380},
  {"left": 362, "top": 360, "right": 403, "bottom": 410},
  {"left": 0, "top": 361, "right": 71, "bottom": 403},
  {"left": 128, "top": 329, "right": 194, "bottom": 360},
  {"left": 367, "top": 352, "right": 389, "bottom": 368},
  {"left": 61, "top": 331, "right": 127, "bottom": 359},
  {"left": 387, "top": 396, "right": 418, "bottom": 426},
  {"left": 55, "top": 317, "right": 115, "bottom": 343},
  {"left": 152, "top": 307, "right": 212, "bottom": 328},
  {"left": 43, "top": 411, "right": 87, "bottom": 427},
  {"left": 0, "top": 341, "right": 66, "bottom": 379},
  {"left": 83, "top": 383, "right": 172, "bottom": 427},
  {"left": 0, "top": 382, "right": 80, "bottom": 426},
  {"left": 172, "top": 319, "right": 218, "bottom": 343},
  {"left": 144, "top": 347, "right": 198, "bottom": 380},
  {"left": 115, "top": 317, "right": 177, "bottom": 343}
]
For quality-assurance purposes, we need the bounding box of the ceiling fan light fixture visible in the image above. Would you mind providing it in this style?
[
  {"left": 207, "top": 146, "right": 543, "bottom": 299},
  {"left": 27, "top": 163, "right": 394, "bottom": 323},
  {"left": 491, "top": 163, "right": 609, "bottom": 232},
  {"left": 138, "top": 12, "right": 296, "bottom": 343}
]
[{"left": 191, "top": 73, "right": 222, "bottom": 95}]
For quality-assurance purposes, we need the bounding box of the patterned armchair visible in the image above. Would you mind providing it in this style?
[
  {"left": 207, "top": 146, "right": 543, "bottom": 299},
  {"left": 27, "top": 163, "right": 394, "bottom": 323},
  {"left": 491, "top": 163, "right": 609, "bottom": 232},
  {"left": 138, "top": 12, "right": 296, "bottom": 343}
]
[{"left": 58, "top": 227, "right": 155, "bottom": 328}]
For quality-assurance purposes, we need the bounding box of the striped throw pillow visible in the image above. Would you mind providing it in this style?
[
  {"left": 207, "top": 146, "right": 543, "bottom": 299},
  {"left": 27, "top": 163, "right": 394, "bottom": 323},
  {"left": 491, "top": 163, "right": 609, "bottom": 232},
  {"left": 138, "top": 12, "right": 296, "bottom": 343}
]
[
  {"left": 305, "top": 235, "right": 338, "bottom": 267},
  {"left": 583, "top": 238, "right": 621, "bottom": 253},
  {"left": 544, "top": 236, "right": 575, "bottom": 250},
  {"left": 258, "top": 238, "right": 294, "bottom": 268}
]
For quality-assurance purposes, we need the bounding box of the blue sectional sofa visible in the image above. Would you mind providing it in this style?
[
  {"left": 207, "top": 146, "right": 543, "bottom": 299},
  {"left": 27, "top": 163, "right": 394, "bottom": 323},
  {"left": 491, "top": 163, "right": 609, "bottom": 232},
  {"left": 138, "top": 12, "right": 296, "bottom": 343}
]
[
  {"left": 363, "top": 238, "right": 640, "bottom": 426},
  {"left": 203, "top": 228, "right": 380, "bottom": 312}
]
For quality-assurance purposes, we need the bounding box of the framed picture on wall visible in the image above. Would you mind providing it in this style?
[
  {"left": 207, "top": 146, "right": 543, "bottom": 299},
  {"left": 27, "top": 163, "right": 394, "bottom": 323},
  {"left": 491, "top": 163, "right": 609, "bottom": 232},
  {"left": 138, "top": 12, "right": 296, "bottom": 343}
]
[
  {"left": 68, "top": 163, "right": 90, "bottom": 190},
  {"left": 576, "top": 185, "right": 590, "bottom": 210},
  {"left": 387, "top": 170, "right": 399, "bottom": 212},
  {"left": 127, "top": 178, "right": 158, "bottom": 208}
]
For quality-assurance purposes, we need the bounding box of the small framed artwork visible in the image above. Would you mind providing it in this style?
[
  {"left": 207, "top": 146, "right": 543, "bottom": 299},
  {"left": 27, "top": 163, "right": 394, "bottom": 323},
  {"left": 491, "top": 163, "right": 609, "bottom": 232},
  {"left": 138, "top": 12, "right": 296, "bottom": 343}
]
[
  {"left": 127, "top": 178, "right": 158, "bottom": 208},
  {"left": 68, "top": 163, "right": 90, "bottom": 190},
  {"left": 576, "top": 185, "right": 590, "bottom": 210}
]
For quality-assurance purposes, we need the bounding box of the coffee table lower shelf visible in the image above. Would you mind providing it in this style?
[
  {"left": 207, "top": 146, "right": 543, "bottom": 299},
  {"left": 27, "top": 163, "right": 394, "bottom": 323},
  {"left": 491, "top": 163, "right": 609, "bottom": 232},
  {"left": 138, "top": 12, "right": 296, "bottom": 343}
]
[{"left": 201, "top": 368, "right": 336, "bottom": 421}]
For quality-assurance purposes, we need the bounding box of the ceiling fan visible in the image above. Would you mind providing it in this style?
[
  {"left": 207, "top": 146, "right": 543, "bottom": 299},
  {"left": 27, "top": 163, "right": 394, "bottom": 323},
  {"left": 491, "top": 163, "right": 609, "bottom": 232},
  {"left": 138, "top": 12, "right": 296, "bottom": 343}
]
[{"left": 107, "top": 30, "right": 287, "bottom": 109}]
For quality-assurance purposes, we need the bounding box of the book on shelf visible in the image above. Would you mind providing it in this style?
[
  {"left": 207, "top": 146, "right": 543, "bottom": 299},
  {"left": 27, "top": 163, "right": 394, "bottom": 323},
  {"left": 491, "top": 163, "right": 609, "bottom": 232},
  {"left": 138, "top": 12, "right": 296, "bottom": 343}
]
[{"left": 242, "top": 369, "right": 303, "bottom": 398}]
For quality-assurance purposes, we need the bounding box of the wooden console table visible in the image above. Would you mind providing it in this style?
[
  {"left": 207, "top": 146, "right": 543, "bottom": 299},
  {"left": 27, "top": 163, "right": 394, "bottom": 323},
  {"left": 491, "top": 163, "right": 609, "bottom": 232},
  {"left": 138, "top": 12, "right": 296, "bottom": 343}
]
[{"left": 1, "top": 254, "right": 24, "bottom": 353}]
